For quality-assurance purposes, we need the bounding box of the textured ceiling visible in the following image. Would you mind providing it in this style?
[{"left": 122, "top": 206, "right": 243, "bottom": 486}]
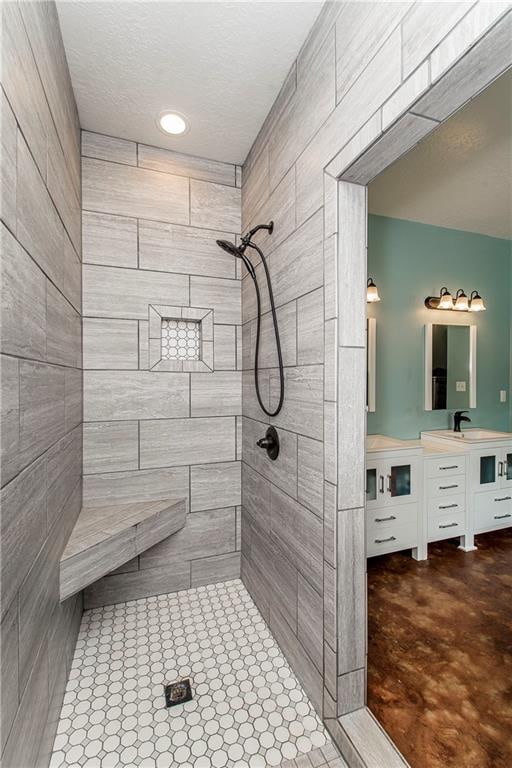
[
  {"left": 369, "top": 70, "right": 512, "bottom": 239},
  {"left": 56, "top": 1, "right": 322, "bottom": 165}
]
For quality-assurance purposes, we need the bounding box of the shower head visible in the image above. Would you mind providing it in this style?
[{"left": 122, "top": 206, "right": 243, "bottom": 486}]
[{"left": 215, "top": 239, "right": 244, "bottom": 258}]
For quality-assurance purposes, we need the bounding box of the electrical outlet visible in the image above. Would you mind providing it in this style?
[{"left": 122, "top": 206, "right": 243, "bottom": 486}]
[
  {"left": 500, "top": 390, "right": 507, "bottom": 403},
  {"left": 456, "top": 381, "right": 466, "bottom": 392}
]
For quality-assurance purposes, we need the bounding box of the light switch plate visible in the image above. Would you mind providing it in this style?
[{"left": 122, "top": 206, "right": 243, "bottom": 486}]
[
  {"left": 456, "top": 381, "right": 466, "bottom": 392},
  {"left": 500, "top": 390, "right": 507, "bottom": 403}
]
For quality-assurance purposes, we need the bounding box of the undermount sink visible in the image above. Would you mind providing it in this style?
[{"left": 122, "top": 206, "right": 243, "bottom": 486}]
[{"left": 424, "top": 428, "right": 511, "bottom": 443}]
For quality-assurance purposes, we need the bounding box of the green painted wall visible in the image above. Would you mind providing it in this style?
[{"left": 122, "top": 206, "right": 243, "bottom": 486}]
[{"left": 367, "top": 215, "right": 512, "bottom": 439}]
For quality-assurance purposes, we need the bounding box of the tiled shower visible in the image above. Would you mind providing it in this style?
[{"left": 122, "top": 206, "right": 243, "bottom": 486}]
[{"left": 3, "top": 0, "right": 503, "bottom": 765}]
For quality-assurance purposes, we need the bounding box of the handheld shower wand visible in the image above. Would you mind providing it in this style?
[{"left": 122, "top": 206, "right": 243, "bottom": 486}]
[{"left": 216, "top": 222, "right": 284, "bottom": 417}]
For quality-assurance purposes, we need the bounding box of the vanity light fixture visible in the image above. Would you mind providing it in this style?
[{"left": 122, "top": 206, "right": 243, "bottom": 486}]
[
  {"left": 158, "top": 111, "right": 189, "bottom": 135},
  {"left": 469, "top": 291, "right": 486, "bottom": 312},
  {"left": 454, "top": 288, "right": 469, "bottom": 311},
  {"left": 367, "top": 277, "right": 380, "bottom": 303},
  {"left": 425, "top": 287, "right": 486, "bottom": 312}
]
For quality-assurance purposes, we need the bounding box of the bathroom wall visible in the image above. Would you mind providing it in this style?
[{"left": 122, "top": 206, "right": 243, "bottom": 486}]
[
  {"left": 0, "top": 3, "right": 82, "bottom": 766},
  {"left": 240, "top": 0, "right": 511, "bottom": 730},
  {"left": 81, "top": 131, "right": 242, "bottom": 608},
  {"left": 367, "top": 215, "right": 511, "bottom": 438}
]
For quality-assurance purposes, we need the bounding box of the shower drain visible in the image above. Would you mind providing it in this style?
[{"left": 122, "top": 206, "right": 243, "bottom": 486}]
[{"left": 164, "top": 678, "right": 193, "bottom": 707}]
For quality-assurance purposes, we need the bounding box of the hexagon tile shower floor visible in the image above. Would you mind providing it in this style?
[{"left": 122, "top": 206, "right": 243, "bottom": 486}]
[{"left": 50, "top": 580, "right": 345, "bottom": 768}]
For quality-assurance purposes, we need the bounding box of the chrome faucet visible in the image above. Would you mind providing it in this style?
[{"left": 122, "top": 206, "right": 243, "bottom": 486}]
[{"left": 453, "top": 410, "right": 471, "bottom": 433}]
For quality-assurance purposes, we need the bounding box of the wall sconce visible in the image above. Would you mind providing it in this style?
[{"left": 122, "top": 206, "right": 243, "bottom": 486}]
[
  {"left": 425, "top": 287, "right": 486, "bottom": 312},
  {"left": 469, "top": 290, "right": 486, "bottom": 312},
  {"left": 367, "top": 277, "right": 380, "bottom": 303}
]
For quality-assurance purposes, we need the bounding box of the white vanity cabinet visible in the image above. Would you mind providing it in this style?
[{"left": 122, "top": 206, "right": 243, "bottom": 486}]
[
  {"left": 470, "top": 444, "right": 512, "bottom": 533},
  {"left": 366, "top": 436, "right": 423, "bottom": 559},
  {"left": 422, "top": 430, "right": 512, "bottom": 544},
  {"left": 423, "top": 450, "right": 468, "bottom": 545}
]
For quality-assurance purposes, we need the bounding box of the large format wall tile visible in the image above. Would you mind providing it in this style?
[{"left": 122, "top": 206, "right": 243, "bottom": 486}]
[
  {"left": 84, "top": 370, "right": 189, "bottom": 421},
  {"left": 83, "top": 467, "right": 189, "bottom": 506},
  {"left": 191, "top": 552, "right": 241, "bottom": 587},
  {"left": 270, "top": 485, "right": 323, "bottom": 594},
  {"left": 2, "top": 6, "right": 82, "bottom": 765},
  {"left": 270, "top": 365, "right": 323, "bottom": 441},
  {"left": 82, "top": 131, "right": 136, "bottom": 165},
  {"left": 190, "top": 275, "right": 241, "bottom": 325},
  {"left": 190, "top": 179, "right": 241, "bottom": 232},
  {"left": 190, "top": 461, "right": 241, "bottom": 512},
  {"left": 139, "top": 220, "right": 236, "bottom": 279},
  {"left": 140, "top": 507, "right": 236, "bottom": 568},
  {"left": 1, "top": 224, "right": 46, "bottom": 361},
  {"left": 269, "top": 209, "right": 323, "bottom": 307},
  {"left": 191, "top": 371, "right": 242, "bottom": 416},
  {"left": 83, "top": 318, "right": 139, "bottom": 369},
  {"left": 138, "top": 144, "right": 236, "bottom": 186},
  {"left": 83, "top": 264, "right": 189, "bottom": 320},
  {"left": 0, "top": 456, "right": 47, "bottom": 622},
  {"left": 82, "top": 211, "right": 138, "bottom": 268},
  {"left": 82, "top": 157, "right": 190, "bottom": 224},
  {"left": 83, "top": 421, "right": 139, "bottom": 474},
  {"left": 140, "top": 417, "right": 236, "bottom": 468}
]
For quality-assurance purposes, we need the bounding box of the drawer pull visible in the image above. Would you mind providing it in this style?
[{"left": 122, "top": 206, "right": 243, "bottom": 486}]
[
  {"left": 439, "top": 484, "right": 459, "bottom": 490},
  {"left": 379, "top": 475, "right": 384, "bottom": 494},
  {"left": 439, "top": 522, "right": 459, "bottom": 529},
  {"left": 439, "top": 503, "right": 458, "bottom": 510},
  {"left": 494, "top": 496, "right": 511, "bottom": 502},
  {"left": 375, "top": 536, "right": 396, "bottom": 544},
  {"left": 494, "top": 513, "right": 511, "bottom": 520},
  {"left": 440, "top": 465, "right": 458, "bottom": 470},
  {"left": 375, "top": 515, "right": 396, "bottom": 523}
]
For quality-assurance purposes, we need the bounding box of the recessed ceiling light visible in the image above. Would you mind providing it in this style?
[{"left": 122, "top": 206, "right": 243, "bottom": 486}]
[{"left": 158, "top": 111, "right": 189, "bottom": 136}]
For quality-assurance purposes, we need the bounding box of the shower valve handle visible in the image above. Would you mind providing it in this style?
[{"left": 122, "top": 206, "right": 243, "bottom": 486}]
[{"left": 256, "top": 426, "right": 280, "bottom": 461}]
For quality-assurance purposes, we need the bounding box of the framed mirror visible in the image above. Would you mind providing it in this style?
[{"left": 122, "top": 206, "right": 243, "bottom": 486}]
[
  {"left": 424, "top": 323, "right": 476, "bottom": 411},
  {"left": 367, "top": 317, "right": 376, "bottom": 413}
]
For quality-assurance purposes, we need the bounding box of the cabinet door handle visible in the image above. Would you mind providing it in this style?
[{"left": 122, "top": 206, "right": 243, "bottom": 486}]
[
  {"left": 439, "top": 522, "right": 459, "bottom": 529},
  {"left": 498, "top": 461, "right": 504, "bottom": 477},
  {"left": 494, "top": 496, "right": 511, "bottom": 502},
  {"left": 439, "top": 503, "right": 458, "bottom": 510},
  {"left": 494, "top": 513, "right": 511, "bottom": 519},
  {"left": 440, "top": 465, "right": 458, "bottom": 470},
  {"left": 439, "top": 484, "right": 458, "bottom": 490},
  {"left": 375, "top": 536, "right": 396, "bottom": 544},
  {"left": 375, "top": 515, "right": 397, "bottom": 523},
  {"left": 386, "top": 474, "right": 391, "bottom": 493},
  {"left": 379, "top": 475, "right": 384, "bottom": 494}
]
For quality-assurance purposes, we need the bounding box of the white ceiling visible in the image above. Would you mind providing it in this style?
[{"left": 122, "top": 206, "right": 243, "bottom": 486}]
[
  {"left": 369, "top": 70, "right": 512, "bottom": 240},
  {"left": 56, "top": 1, "right": 322, "bottom": 165}
]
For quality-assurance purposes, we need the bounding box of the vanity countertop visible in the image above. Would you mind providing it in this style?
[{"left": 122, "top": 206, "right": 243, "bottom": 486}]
[
  {"left": 367, "top": 434, "right": 422, "bottom": 453},
  {"left": 421, "top": 428, "right": 512, "bottom": 446}
]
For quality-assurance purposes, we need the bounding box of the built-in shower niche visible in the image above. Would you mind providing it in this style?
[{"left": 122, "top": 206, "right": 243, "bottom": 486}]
[{"left": 148, "top": 304, "right": 214, "bottom": 371}]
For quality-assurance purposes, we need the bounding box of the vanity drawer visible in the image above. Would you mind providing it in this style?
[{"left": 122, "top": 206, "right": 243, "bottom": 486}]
[
  {"left": 473, "top": 491, "right": 512, "bottom": 532},
  {"left": 366, "top": 519, "right": 417, "bottom": 557},
  {"left": 427, "top": 475, "right": 465, "bottom": 499},
  {"left": 366, "top": 503, "right": 418, "bottom": 556},
  {"left": 426, "top": 456, "right": 466, "bottom": 479},
  {"left": 427, "top": 494, "right": 465, "bottom": 519},
  {"left": 428, "top": 510, "right": 466, "bottom": 542}
]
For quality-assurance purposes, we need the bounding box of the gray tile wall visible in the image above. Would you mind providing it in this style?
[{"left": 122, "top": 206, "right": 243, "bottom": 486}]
[
  {"left": 81, "top": 130, "right": 243, "bottom": 607},
  {"left": 240, "top": 0, "right": 509, "bottom": 741},
  {"left": 0, "top": 3, "right": 82, "bottom": 766}
]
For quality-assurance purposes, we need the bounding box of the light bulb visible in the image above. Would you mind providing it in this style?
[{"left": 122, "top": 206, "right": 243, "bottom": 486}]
[{"left": 454, "top": 289, "right": 469, "bottom": 311}]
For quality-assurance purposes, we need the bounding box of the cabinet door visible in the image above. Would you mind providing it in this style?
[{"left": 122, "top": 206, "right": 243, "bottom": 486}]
[
  {"left": 385, "top": 458, "right": 419, "bottom": 505},
  {"left": 366, "top": 460, "right": 385, "bottom": 509},
  {"left": 471, "top": 450, "right": 500, "bottom": 491},
  {"left": 499, "top": 448, "right": 512, "bottom": 490}
]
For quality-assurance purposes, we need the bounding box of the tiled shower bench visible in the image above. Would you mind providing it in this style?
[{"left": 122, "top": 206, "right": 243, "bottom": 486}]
[{"left": 59, "top": 498, "right": 186, "bottom": 601}]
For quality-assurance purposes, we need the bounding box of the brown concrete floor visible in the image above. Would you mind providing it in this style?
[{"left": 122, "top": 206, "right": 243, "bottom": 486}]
[{"left": 367, "top": 529, "right": 512, "bottom": 768}]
